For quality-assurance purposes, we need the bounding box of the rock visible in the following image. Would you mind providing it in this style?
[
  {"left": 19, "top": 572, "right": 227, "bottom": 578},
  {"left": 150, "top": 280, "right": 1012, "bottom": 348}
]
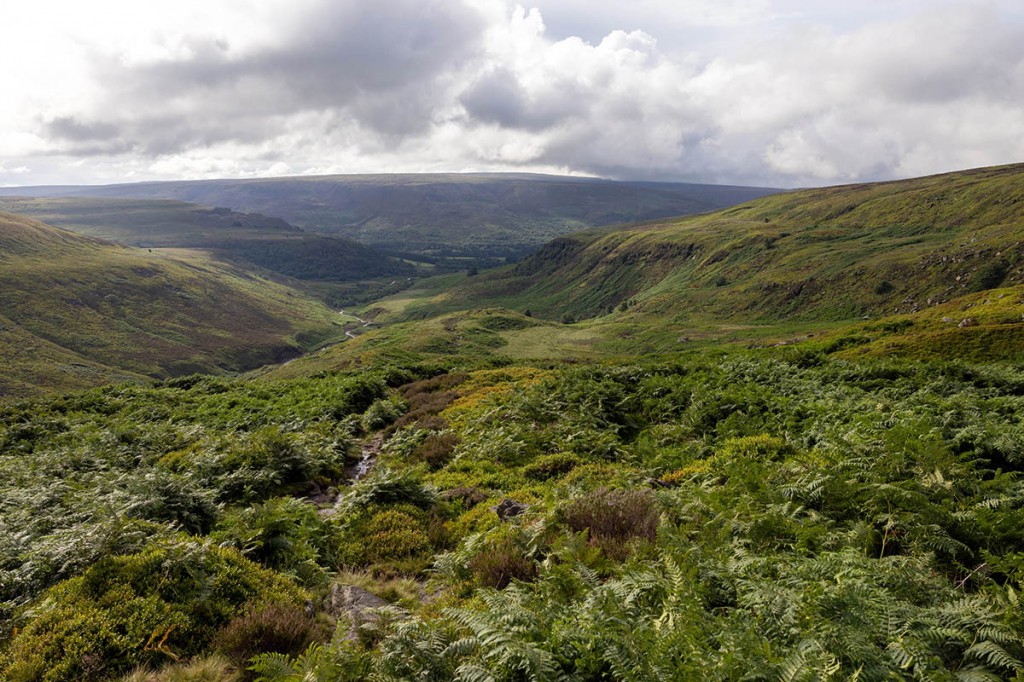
[
  {"left": 942, "top": 317, "right": 955, "bottom": 323},
  {"left": 491, "top": 498, "right": 529, "bottom": 521},
  {"left": 958, "top": 318, "right": 977, "bottom": 328},
  {"left": 326, "top": 584, "right": 405, "bottom": 640}
]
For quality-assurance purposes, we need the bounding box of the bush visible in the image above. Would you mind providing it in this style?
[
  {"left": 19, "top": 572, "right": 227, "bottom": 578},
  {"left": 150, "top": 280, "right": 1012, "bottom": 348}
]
[
  {"left": 468, "top": 536, "right": 537, "bottom": 589},
  {"left": 412, "top": 432, "right": 460, "bottom": 470},
  {"left": 362, "top": 397, "right": 407, "bottom": 432},
  {"left": 874, "top": 280, "right": 895, "bottom": 294},
  {"left": 212, "top": 603, "right": 331, "bottom": 674},
  {"left": 211, "top": 497, "right": 334, "bottom": 587},
  {"left": 123, "top": 470, "right": 219, "bottom": 534},
  {"left": 523, "top": 452, "right": 583, "bottom": 480},
  {"left": 363, "top": 510, "right": 432, "bottom": 564},
  {"left": 564, "top": 488, "right": 659, "bottom": 560},
  {"left": 0, "top": 537, "right": 305, "bottom": 682},
  {"left": 970, "top": 261, "right": 1008, "bottom": 292}
]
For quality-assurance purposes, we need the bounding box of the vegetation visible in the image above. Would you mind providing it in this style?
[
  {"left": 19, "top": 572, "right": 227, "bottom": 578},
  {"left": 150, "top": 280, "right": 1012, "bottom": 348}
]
[
  {"left": 3, "top": 164, "right": 1024, "bottom": 679},
  {"left": 4, "top": 353, "right": 1024, "bottom": 680},
  {"left": 0, "top": 173, "right": 778, "bottom": 263},
  {"left": 0, "top": 197, "right": 419, "bottom": 281},
  {"left": 0, "top": 212, "right": 346, "bottom": 396},
  {"left": 392, "top": 163, "right": 1024, "bottom": 327}
]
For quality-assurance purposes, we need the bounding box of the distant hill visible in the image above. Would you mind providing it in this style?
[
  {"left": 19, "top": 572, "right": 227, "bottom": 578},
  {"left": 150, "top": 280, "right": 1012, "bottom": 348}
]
[
  {"left": 408, "top": 163, "right": 1024, "bottom": 325},
  {"left": 0, "top": 212, "right": 344, "bottom": 396},
  {"left": 0, "top": 173, "right": 780, "bottom": 261},
  {"left": 0, "top": 197, "right": 416, "bottom": 282}
]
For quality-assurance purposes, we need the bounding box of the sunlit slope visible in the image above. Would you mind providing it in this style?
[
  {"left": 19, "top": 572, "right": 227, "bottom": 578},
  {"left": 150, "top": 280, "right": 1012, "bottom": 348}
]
[
  {"left": 0, "top": 212, "right": 343, "bottom": 395},
  {"left": 418, "top": 163, "right": 1024, "bottom": 324}
]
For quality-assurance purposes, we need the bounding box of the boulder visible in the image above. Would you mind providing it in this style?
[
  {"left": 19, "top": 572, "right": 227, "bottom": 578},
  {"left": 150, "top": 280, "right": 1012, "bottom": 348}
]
[
  {"left": 491, "top": 498, "right": 529, "bottom": 521},
  {"left": 326, "top": 584, "right": 405, "bottom": 640}
]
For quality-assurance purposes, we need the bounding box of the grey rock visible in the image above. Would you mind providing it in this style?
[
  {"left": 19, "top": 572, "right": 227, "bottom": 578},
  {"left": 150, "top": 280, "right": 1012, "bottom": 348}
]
[
  {"left": 326, "top": 584, "right": 405, "bottom": 640},
  {"left": 492, "top": 498, "right": 529, "bottom": 521}
]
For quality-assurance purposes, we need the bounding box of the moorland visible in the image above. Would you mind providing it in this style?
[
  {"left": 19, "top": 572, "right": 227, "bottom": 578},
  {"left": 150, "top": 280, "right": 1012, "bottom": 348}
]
[{"left": 2, "top": 164, "right": 1024, "bottom": 681}]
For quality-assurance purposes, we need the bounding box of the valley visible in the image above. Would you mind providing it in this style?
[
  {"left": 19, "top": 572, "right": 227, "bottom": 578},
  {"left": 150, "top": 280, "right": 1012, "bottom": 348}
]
[{"left": 2, "top": 165, "right": 1024, "bottom": 681}]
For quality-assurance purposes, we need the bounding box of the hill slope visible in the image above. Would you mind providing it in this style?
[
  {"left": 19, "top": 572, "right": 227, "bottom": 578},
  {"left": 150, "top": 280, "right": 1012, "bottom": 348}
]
[
  {"left": 0, "top": 212, "right": 344, "bottom": 395},
  {"left": 409, "top": 163, "right": 1024, "bottom": 325},
  {"left": 0, "top": 173, "right": 780, "bottom": 260},
  {"left": 0, "top": 197, "right": 417, "bottom": 282}
]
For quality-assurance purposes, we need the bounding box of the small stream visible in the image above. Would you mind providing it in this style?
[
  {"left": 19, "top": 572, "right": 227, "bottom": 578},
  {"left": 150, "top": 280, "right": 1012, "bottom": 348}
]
[{"left": 353, "top": 433, "right": 383, "bottom": 480}]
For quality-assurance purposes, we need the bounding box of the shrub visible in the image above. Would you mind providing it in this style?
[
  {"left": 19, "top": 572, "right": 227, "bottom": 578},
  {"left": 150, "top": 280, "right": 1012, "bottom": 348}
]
[
  {"left": 122, "top": 470, "right": 219, "bottom": 534},
  {"left": 337, "top": 468, "right": 436, "bottom": 513},
  {"left": 440, "top": 486, "right": 489, "bottom": 509},
  {"left": 468, "top": 536, "right": 538, "bottom": 589},
  {"left": 970, "top": 261, "right": 1008, "bottom": 292},
  {"left": 563, "top": 488, "right": 659, "bottom": 560},
  {"left": 363, "top": 510, "right": 432, "bottom": 564},
  {"left": 212, "top": 603, "right": 331, "bottom": 674},
  {"left": 412, "top": 432, "right": 460, "bottom": 470},
  {"left": 717, "top": 434, "right": 793, "bottom": 462},
  {"left": 523, "top": 452, "right": 583, "bottom": 480},
  {"left": 362, "top": 397, "right": 407, "bottom": 432},
  {"left": 211, "top": 497, "right": 334, "bottom": 587},
  {"left": 0, "top": 537, "right": 305, "bottom": 682}
]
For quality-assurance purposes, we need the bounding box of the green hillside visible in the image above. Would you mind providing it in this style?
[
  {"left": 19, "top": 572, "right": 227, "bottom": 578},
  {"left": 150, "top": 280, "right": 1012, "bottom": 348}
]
[
  {"left": 0, "top": 212, "right": 345, "bottom": 395},
  {"left": 5, "top": 164, "right": 1024, "bottom": 681},
  {"left": 0, "top": 173, "right": 779, "bottom": 262},
  {"left": 401, "top": 163, "right": 1024, "bottom": 326},
  {"left": 0, "top": 197, "right": 417, "bottom": 282}
]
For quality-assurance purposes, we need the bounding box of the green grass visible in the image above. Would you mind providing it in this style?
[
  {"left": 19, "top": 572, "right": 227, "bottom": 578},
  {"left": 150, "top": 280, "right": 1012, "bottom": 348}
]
[
  {"left": 388, "top": 163, "right": 1024, "bottom": 332},
  {"left": 0, "top": 212, "right": 346, "bottom": 396}
]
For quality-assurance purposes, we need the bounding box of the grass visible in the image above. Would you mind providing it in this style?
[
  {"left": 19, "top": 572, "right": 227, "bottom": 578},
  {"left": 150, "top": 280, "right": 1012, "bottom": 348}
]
[
  {"left": 382, "top": 163, "right": 1024, "bottom": 334},
  {"left": 0, "top": 212, "right": 346, "bottom": 396}
]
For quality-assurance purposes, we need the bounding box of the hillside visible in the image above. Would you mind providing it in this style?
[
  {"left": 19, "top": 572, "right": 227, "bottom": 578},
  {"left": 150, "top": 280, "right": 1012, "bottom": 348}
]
[
  {"left": 0, "top": 212, "right": 345, "bottom": 395},
  {"left": 0, "top": 197, "right": 417, "bottom": 282},
  {"left": 0, "top": 173, "right": 780, "bottom": 261},
  {"left": 4, "top": 165, "right": 1024, "bottom": 681},
  {"left": 401, "top": 163, "right": 1024, "bottom": 326}
]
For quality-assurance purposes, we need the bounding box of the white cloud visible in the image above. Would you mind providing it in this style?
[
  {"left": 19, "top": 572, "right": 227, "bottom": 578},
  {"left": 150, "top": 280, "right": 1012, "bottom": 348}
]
[{"left": 1, "top": 0, "right": 1023, "bottom": 187}]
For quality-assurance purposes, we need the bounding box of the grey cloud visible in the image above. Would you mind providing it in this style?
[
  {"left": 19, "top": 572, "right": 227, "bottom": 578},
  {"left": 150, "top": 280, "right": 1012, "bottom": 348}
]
[
  {"left": 44, "top": 0, "right": 487, "bottom": 155},
  {"left": 460, "top": 68, "right": 530, "bottom": 127},
  {"left": 460, "top": 68, "right": 590, "bottom": 130}
]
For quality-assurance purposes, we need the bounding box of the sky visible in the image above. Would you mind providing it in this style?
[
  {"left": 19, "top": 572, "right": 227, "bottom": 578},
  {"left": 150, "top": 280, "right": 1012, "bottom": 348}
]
[{"left": 2, "top": 0, "right": 1024, "bottom": 188}]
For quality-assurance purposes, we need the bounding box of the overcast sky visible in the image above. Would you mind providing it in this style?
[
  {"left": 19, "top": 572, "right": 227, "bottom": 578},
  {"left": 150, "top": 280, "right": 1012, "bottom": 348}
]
[{"left": 2, "top": 0, "right": 1023, "bottom": 188}]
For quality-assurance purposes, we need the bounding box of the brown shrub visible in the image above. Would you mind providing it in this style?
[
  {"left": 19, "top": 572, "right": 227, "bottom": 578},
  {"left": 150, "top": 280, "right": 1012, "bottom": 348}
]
[
  {"left": 412, "top": 432, "right": 460, "bottom": 470},
  {"left": 414, "top": 414, "right": 449, "bottom": 431},
  {"left": 212, "top": 603, "right": 330, "bottom": 674},
  {"left": 390, "top": 374, "right": 469, "bottom": 431},
  {"left": 564, "top": 488, "right": 659, "bottom": 560},
  {"left": 468, "top": 537, "right": 537, "bottom": 589},
  {"left": 440, "top": 486, "right": 488, "bottom": 508},
  {"left": 398, "top": 373, "right": 469, "bottom": 399}
]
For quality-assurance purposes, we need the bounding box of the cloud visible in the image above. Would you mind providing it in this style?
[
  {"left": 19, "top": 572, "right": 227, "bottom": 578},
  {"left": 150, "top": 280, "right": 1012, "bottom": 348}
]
[
  {"left": 43, "top": 0, "right": 486, "bottom": 154},
  {"left": 10, "top": 1, "right": 1024, "bottom": 186}
]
